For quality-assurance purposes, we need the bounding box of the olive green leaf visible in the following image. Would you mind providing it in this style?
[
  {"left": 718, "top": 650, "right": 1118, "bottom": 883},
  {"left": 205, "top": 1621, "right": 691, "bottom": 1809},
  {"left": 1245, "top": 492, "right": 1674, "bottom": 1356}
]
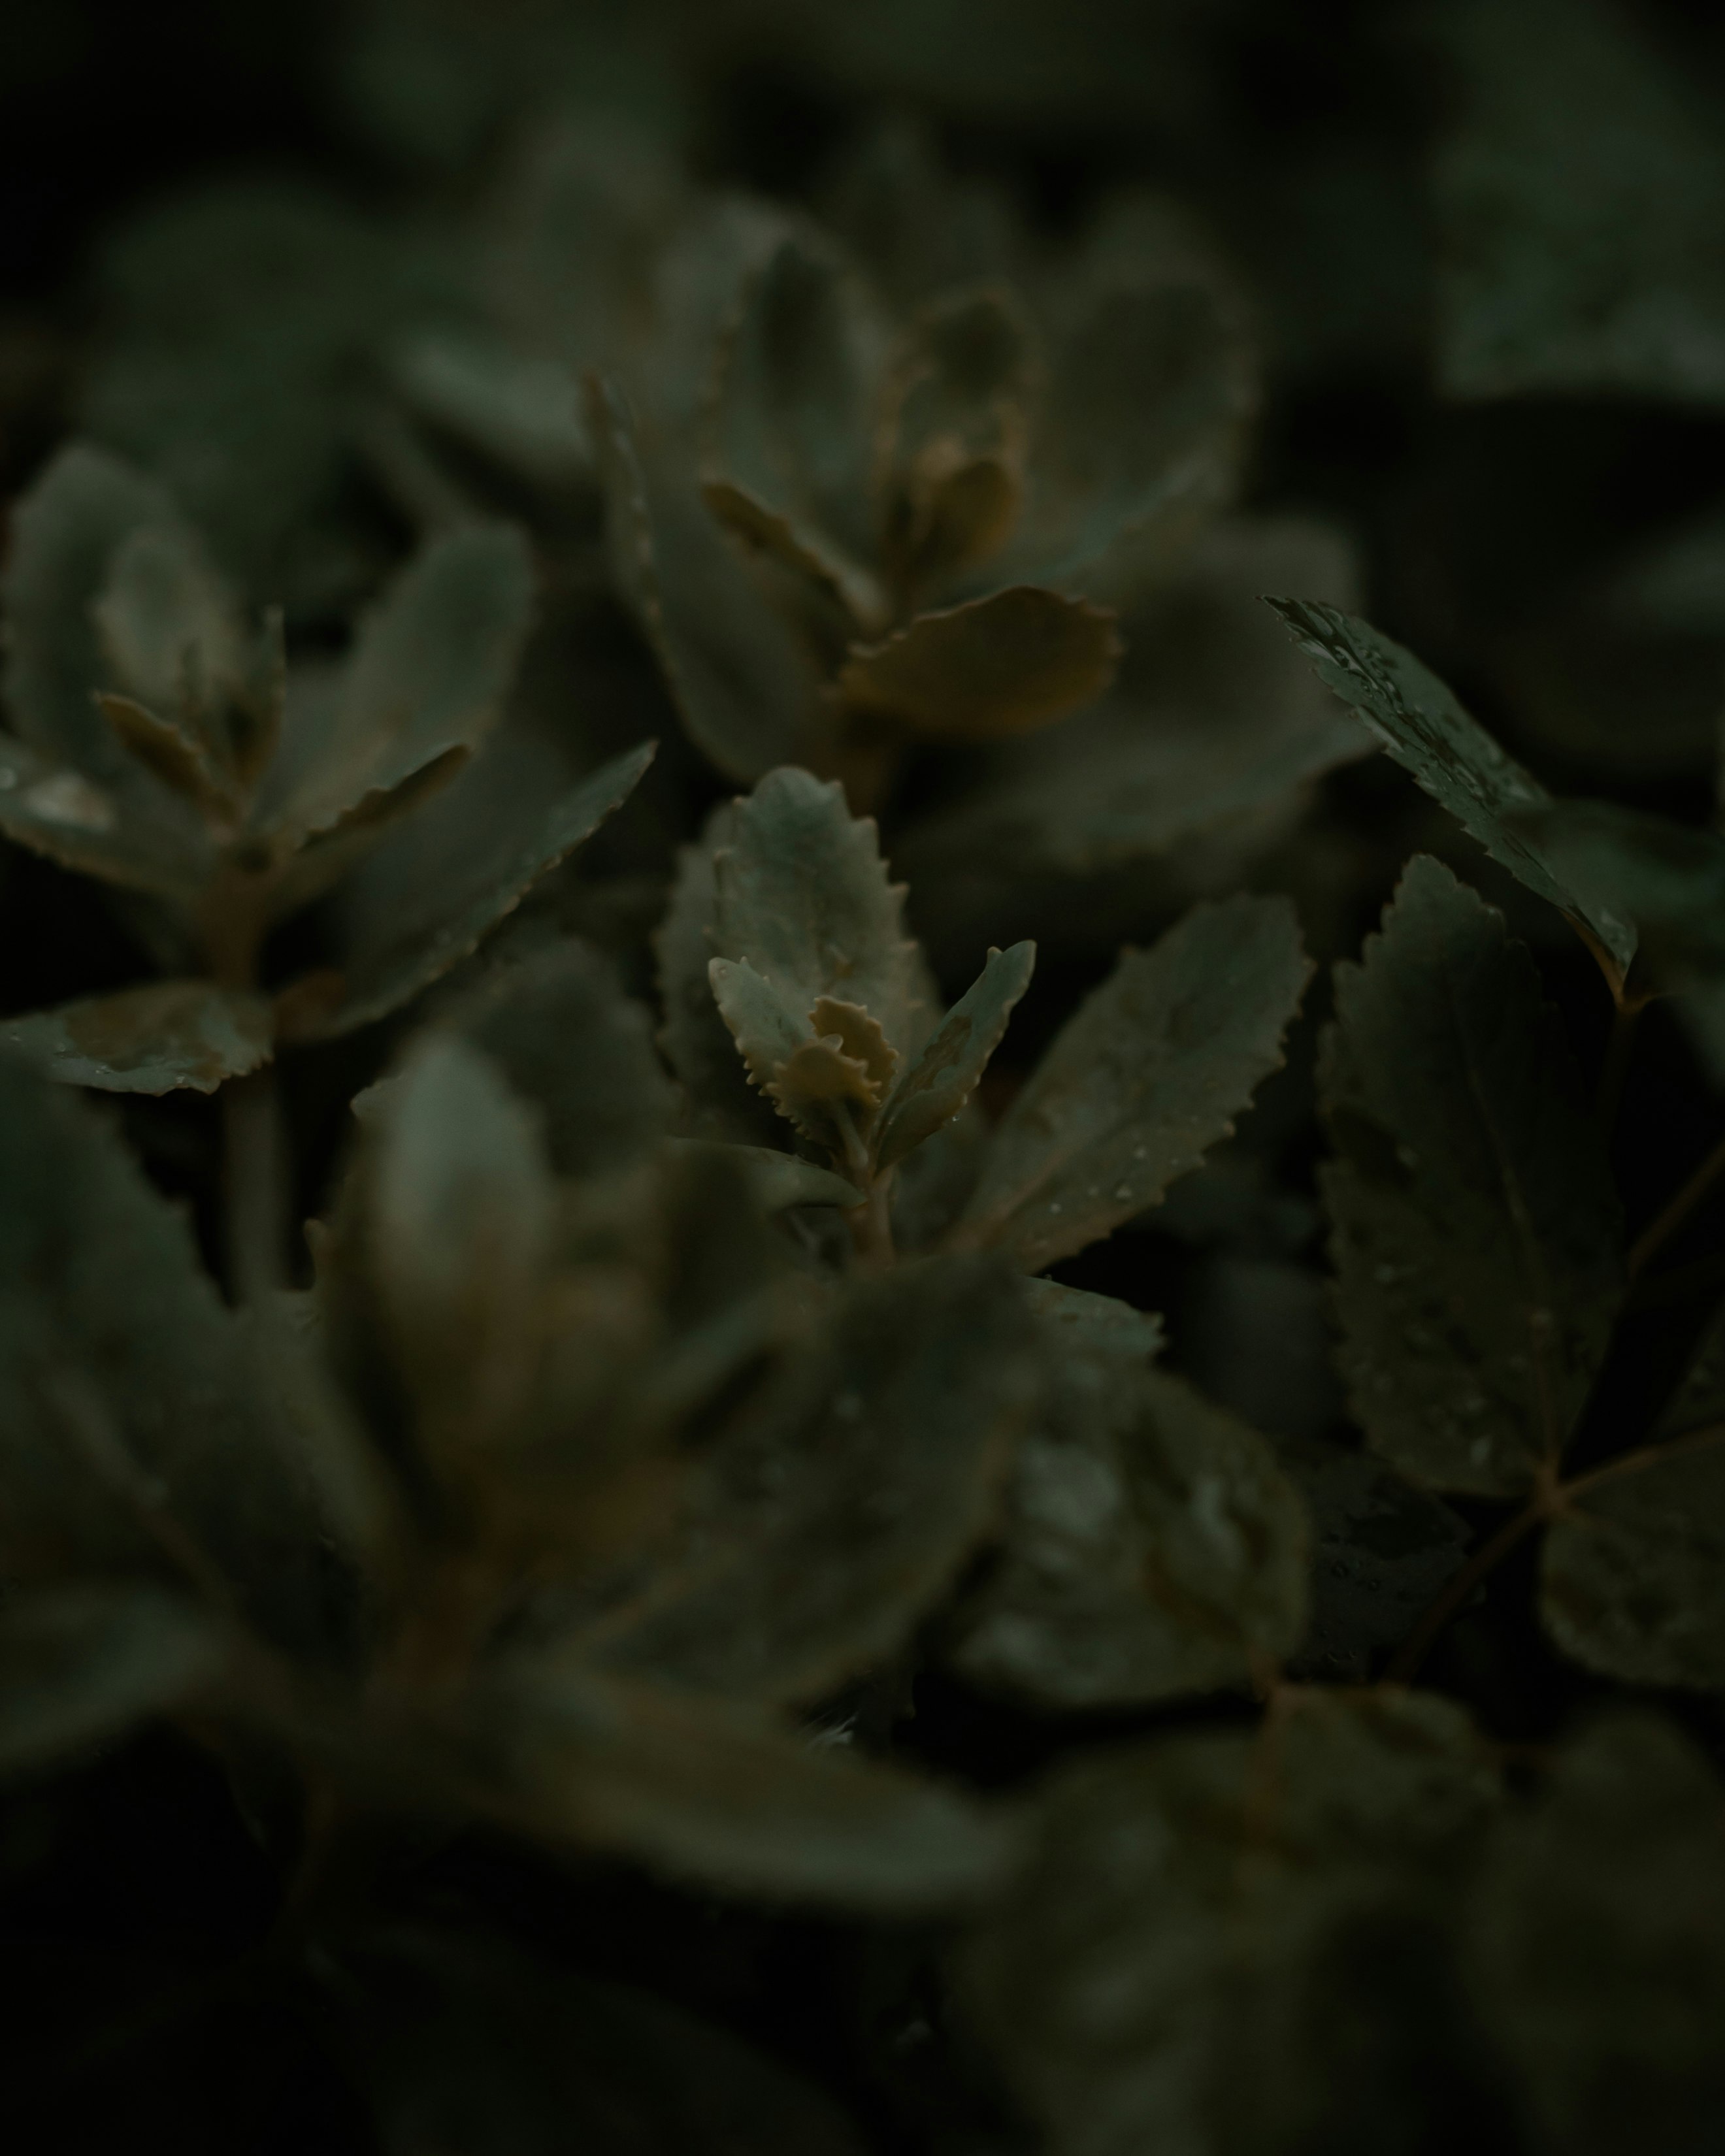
[
  {"left": 261, "top": 523, "right": 534, "bottom": 848},
  {"left": 91, "top": 520, "right": 248, "bottom": 768},
  {"left": 476, "top": 1660, "right": 1017, "bottom": 1912},
  {"left": 338, "top": 1929, "right": 871, "bottom": 2156},
  {"left": 303, "top": 739, "right": 655, "bottom": 1040},
  {"left": 836, "top": 587, "right": 1121, "bottom": 740},
  {"left": 874, "top": 939, "right": 1034, "bottom": 1169},
  {"left": 702, "top": 232, "right": 890, "bottom": 627},
  {"left": 0, "top": 1054, "right": 340, "bottom": 1652},
  {"left": 1432, "top": 0, "right": 1725, "bottom": 408},
  {"left": 1268, "top": 598, "right": 1638, "bottom": 984},
  {"left": 955, "top": 1688, "right": 1499, "bottom": 2156},
  {"left": 367, "top": 1033, "right": 555, "bottom": 1447},
  {"left": 667, "top": 1142, "right": 866, "bottom": 1213},
  {"left": 955, "top": 894, "right": 1311, "bottom": 1273},
  {"left": 387, "top": 326, "right": 591, "bottom": 490},
  {"left": 950, "top": 1303, "right": 1307, "bottom": 1708},
  {"left": 1, "top": 980, "right": 272, "bottom": 1094},
  {"left": 586, "top": 372, "right": 822, "bottom": 783},
  {"left": 590, "top": 1256, "right": 1033, "bottom": 1705},
  {"left": 0, "top": 1583, "right": 228, "bottom": 1778},
  {"left": 1465, "top": 1716, "right": 1725, "bottom": 2156},
  {"left": 442, "top": 941, "right": 673, "bottom": 1182},
  {"left": 0, "top": 732, "right": 206, "bottom": 898},
  {"left": 1319, "top": 856, "right": 1622, "bottom": 1497}
]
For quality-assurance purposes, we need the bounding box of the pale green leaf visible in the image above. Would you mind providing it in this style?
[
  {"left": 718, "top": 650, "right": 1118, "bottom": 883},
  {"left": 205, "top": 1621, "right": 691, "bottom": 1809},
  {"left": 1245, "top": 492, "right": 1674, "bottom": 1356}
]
[
  {"left": 957, "top": 894, "right": 1311, "bottom": 1272},
  {"left": 836, "top": 587, "right": 1121, "bottom": 740},
  {"left": 1319, "top": 856, "right": 1622, "bottom": 1495},
  {"left": 2, "top": 980, "right": 273, "bottom": 1094},
  {"left": 0, "top": 1584, "right": 227, "bottom": 1778},
  {"left": 876, "top": 939, "right": 1034, "bottom": 1169},
  {"left": 1268, "top": 599, "right": 1637, "bottom": 980},
  {"left": 91, "top": 518, "right": 248, "bottom": 750}
]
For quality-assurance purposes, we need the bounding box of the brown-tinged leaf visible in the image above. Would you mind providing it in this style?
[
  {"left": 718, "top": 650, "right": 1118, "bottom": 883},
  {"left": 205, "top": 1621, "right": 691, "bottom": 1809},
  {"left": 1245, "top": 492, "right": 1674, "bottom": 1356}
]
[
  {"left": 1465, "top": 1716, "right": 1725, "bottom": 2156},
  {"left": 957, "top": 894, "right": 1311, "bottom": 1272},
  {"left": 837, "top": 586, "right": 1121, "bottom": 740},
  {"left": 2, "top": 979, "right": 273, "bottom": 1094},
  {"left": 876, "top": 939, "right": 1033, "bottom": 1169},
  {"left": 0, "top": 1584, "right": 227, "bottom": 1778},
  {"left": 91, "top": 517, "right": 248, "bottom": 751},
  {"left": 955, "top": 1689, "right": 1499, "bottom": 2156},
  {"left": 1319, "top": 856, "right": 1622, "bottom": 1496},
  {"left": 586, "top": 374, "right": 824, "bottom": 783}
]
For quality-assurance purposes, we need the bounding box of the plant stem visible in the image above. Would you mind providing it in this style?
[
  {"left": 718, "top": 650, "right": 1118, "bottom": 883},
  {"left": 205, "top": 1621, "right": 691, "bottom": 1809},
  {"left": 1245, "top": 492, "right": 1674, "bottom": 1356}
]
[
  {"left": 1628, "top": 1129, "right": 1725, "bottom": 1279},
  {"left": 223, "top": 1063, "right": 290, "bottom": 1302},
  {"left": 1385, "top": 1497, "right": 1545, "bottom": 1685}
]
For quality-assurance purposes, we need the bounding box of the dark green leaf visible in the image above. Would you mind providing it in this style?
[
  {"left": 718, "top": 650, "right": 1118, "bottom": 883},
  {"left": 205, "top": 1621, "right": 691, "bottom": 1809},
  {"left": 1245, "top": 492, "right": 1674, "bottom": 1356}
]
[
  {"left": 876, "top": 939, "right": 1034, "bottom": 1169},
  {"left": 0, "top": 732, "right": 209, "bottom": 899},
  {"left": 1466, "top": 1716, "right": 1725, "bottom": 2155},
  {"left": 668, "top": 1141, "right": 866, "bottom": 1211},
  {"left": 1268, "top": 599, "right": 1637, "bottom": 982},
  {"left": 308, "top": 739, "right": 655, "bottom": 1039},
  {"left": 586, "top": 372, "right": 824, "bottom": 781},
  {"left": 955, "top": 1688, "right": 1499, "bottom": 2156},
  {"left": 957, "top": 894, "right": 1311, "bottom": 1272},
  {"left": 1, "top": 981, "right": 273, "bottom": 1094},
  {"left": 90, "top": 518, "right": 247, "bottom": 753},
  {"left": 1319, "top": 856, "right": 1622, "bottom": 1495},
  {"left": 836, "top": 587, "right": 1121, "bottom": 740},
  {"left": 0, "top": 1584, "right": 226, "bottom": 1778},
  {"left": 591, "top": 1257, "right": 1033, "bottom": 1705}
]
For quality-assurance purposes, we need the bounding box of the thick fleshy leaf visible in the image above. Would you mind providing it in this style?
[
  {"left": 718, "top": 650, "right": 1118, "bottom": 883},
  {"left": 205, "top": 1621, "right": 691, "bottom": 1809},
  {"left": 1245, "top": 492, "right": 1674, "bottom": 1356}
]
[
  {"left": 2, "top": 980, "right": 273, "bottom": 1094},
  {"left": 303, "top": 740, "right": 655, "bottom": 1040},
  {"left": 666, "top": 1142, "right": 866, "bottom": 1213},
  {"left": 0, "top": 1584, "right": 227, "bottom": 1777},
  {"left": 955, "top": 1690, "right": 1500, "bottom": 2156},
  {"left": 0, "top": 1054, "right": 342, "bottom": 1654},
  {"left": 1542, "top": 1433, "right": 1725, "bottom": 1690},
  {"left": 1466, "top": 1718, "right": 1725, "bottom": 2155},
  {"left": 1023, "top": 275, "right": 1256, "bottom": 600},
  {"left": 837, "top": 587, "right": 1121, "bottom": 740},
  {"left": 388, "top": 327, "right": 591, "bottom": 489},
  {"left": 337, "top": 1929, "right": 870, "bottom": 2156},
  {"left": 1319, "top": 857, "right": 1622, "bottom": 1496},
  {"left": 1268, "top": 600, "right": 1637, "bottom": 983},
  {"left": 441, "top": 941, "right": 673, "bottom": 1181},
  {"left": 956, "top": 894, "right": 1311, "bottom": 1273},
  {"left": 367, "top": 1034, "right": 555, "bottom": 1446},
  {"left": 708, "top": 766, "right": 929, "bottom": 1054},
  {"left": 951, "top": 1297, "right": 1307, "bottom": 1708},
  {"left": 263, "top": 523, "right": 534, "bottom": 845},
  {"left": 702, "top": 233, "right": 889, "bottom": 626},
  {"left": 585, "top": 374, "right": 823, "bottom": 780},
  {"left": 708, "top": 955, "right": 819, "bottom": 1107},
  {"left": 0, "top": 732, "right": 210, "bottom": 898},
  {"left": 91, "top": 519, "right": 248, "bottom": 755},
  {"left": 590, "top": 1257, "right": 1032, "bottom": 1705},
  {"left": 474, "top": 1662, "right": 1017, "bottom": 1912},
  {"left": 1432, "top": 0, "right": 1725, "bottom": 407},
  {"left": 876, "top": 940, "right": 1034, "bottom": 1169}
]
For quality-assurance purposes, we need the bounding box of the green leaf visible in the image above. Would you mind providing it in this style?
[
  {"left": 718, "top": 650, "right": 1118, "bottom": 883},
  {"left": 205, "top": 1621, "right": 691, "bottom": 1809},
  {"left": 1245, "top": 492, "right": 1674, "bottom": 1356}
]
[
  {"left": 90, "top": 519, "right": 248, "bottom": 756},
  {"left": 709, "top": 766, "right": 930, "bottom": 1054},
  {"left": 701, "top": 233, "right": 889, "bottom": 627},
  {"left": 0, "top": 1584, "right": 226, "bottom": 1778},
  {"left": 0, "top": 1054, "right": 342, "bottom": 1655},
  {"left": 0, "top": 732, "right": 210, "bottom": 899},
  {"left": 304, "top": 739, "right": 655, "bottom": 1040},
  {"left": 337, "top": 1928, "right": 872, "bottom": 2156},
  {"left": 955, "top": 1689, "right": 1499, "bottom": 2156},
  {"left": 1465, "top": 1716, "right": 1725, "bottom": 2155},
  {"left": 876, "top": 940, "right": 1034, "bottom": 1169},
  {"left": 586, "top": 374, "right": 824, "bottom": 783},
  {"left": 387, "top": 326, "right": 591, "bottom": 490},
  {"left": 1433, "top": 0, "right": 1725, "bottom": 408},
  {"left": 1021, "top": 275, "right": 1256, "bottom": 600},
  {"left": 474, "top": 1661, "right": 1018, "bottom": 1912},
  {"left": 261, "top": 523, "right": 534, "bottom": 847},
  {"left": 1, "top": 980, "right": 273, "bottom": 1094},
  {"left": 1319, "top": 856, "right": 1622, "bottom": 1496},
  {"left": 950, "top": 1307, "right": 1308, "bottom": 1708},
  {"left": 367, "top": 1034, "right": 555, "bottom": 1447},
  {"left": 1542, "top": 1433, "right": 1725, "bottom": 1689},
  {"left": 441, "top": 941, "right": 673, "bottom": 1181},
  {"left": 956, "top": 894, "right": 1311, "bottom": 1273},
  {"left": 1268, "top": 599, "right": 1637, "bottom": 983},
  {"left": 666, "top": 1142, "right": 866, "bottom": 1211},
  {"left": 836, "top": 587, "right": 1121, "bottom": 740},
  {"left": 591, "top": 1257, "right": 1033, "bottom": 1705}
]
